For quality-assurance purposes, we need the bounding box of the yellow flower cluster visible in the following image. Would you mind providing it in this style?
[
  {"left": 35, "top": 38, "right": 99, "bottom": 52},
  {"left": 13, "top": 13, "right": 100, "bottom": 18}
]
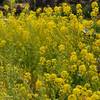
[
  {"left": 76, "top": 4, "right": 83, "bottom": 20},
  {"left": 23, "top": 72, "right": 31, "bottom": 83},
  {"left": 96, "top": 20, "right": 100, "bottom": 26},
  {"left": 0, "top": 1, "right": 100, "bottom": 100},
  {"left": 44, "top": 7, "right": 53, "bottom": 16},
  {"left": 58, "top": 44, "right": 65, "bottom": 52},
  {"left": 35, "top": 79, "right": 42, "bottom": 90},
  {"left": 70, "top": 52, "right": 78, "bottom": 63},
  {"left": 91, "top": 1, "right": 99, "bottom": 18},
  {"left": 54, "top": 6, "right": 62, "bottom": 15},
  {"left": 40, "top": 46, "right": 47, "bottom": 55},
  {"left": 78, "top": 64, "right": 86, "bottom": 76},
  {"left": 62, "top": 3, "right": 72, "bottom": 15}
]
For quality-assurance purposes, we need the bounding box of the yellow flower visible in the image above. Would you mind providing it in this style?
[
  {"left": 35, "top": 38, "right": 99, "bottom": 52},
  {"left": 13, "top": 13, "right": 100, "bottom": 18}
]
[
  {"left": 63, "top": 5, "right": 71, "bottom": 15},
  {"left": 54, "top": 6, "right": 61, "bottom": 14},
  {"left": 51, "top": 59, "right": 57, "bottom": 65},
  {"left": 61, "top": 71, "right": 69, "bottom": 79},
  {"left": 91, "top": 1, "right": 99, "bottom": 18},
  {"left": 78, "top": 42, "right": 85, "bottom": 49},
  {"left": 39, "top": 57, "right": 46, "bottom": 65},
  {"left": 60, "top": 84, "right": 71, "bottom": 95},
  {"left": 91, "top": 1, "right": 98, "bottom": 9},
  {"left": 96, "top": 34, "right": 100, "bottom": 39},
  {"left": 44, "top": 73, "right": 50, "bottom": 82},
  {"left": 68, "top": 94, "right": 77, "bottom": 100},
  {"left": 28, "top": 93, "right": 33, "bottom": 99},
  {"left": 91, "top": 93, "right": 100, "bottom": 100},
  {"left": 91, "top": 76, "right": 99, "bottom": 82},
  {"left": 96, "top": 91, "right": 100, "bottom": 96},
  {"left": 0, "top": 11, "right": 3, "bottom": 17},
  {"left": 4, "top": 5, "right": 9, "bottom": 11},
  {"left": 84, "top": 83, "right": 91, "bottom": 89},
  {"left": 82, "top": 20, "right": 93, "bottom": 28},
  {"left": 70, "top": 52, "right": 78, "bottom": 62},
  {"left": 77, "top": 60, "right": 83, "bottom": 66},
  {"left": 60, "top": 26, "right": 67, "bottom": 33},
  {"left": 91, "top": 11, "right": 97, "bottom": 17},
  {"left": 20, "top": 86, "right": 26, "bottom": 93},
  {"left": 58, "top": 44, "right": 65, "bottom": 52},
  {"left": 87, "top": 90, "right": 93, "bottom": 97},
  {"left": 96, "top": 20, "right": 100, "bottom": 26},
  {"left": 76, "top": 4, "right": 82, "bottom": 10},
  {"left": 78, "top": 16, "right": 83, "bottom": 21},
  {"left": 33, "top": 93, "right": 39, "bottom": 98},
  {"left": 47, "top": 21, "right": 56, "bottom": 29},
  {"left": 85, "top": 53, "right": 95, "bottom": 62},
  {"left": 89, "top": 65, "right": 97, "bottom": 71},
  {"left": 36, "top": 79, "right": 42, "bottom": 90},
  {"left": 49, "top": 73, "right": 57, "bottom": 81},
  {"left": 81, "top": 49, "right": 88, "bottom": 55},
  {"left": 93, "top": 7, "right": 99, "bottom": 13},
  {"left": 77, "top": 9, "right": 83, "bottom": 14},
  {"left": 76, "top": 85, "right": 82, "bottom": 89},
  {"left": 54, "top": 78, "right": 64, "bottom": 86},
  {"left": 87, "top": 28, "right": 94, "bottom": 36},
  {"left": 62, "top": 3, "right": 67, "bottom": 6},
  {"left": 73, "top": 87, "right": 81, "bottom": 95},
  {"left": 44, "top": 7, "right": 53, "bottom": 15},
  {"left": 86, "top": 97, "right": 92, "bottom": 100},
  {"left": 79, "top": 64, "right": 86, "bottom": 75},
  {"left": 23, "top": 72, "right": 31, "bottom": 82},
  {"left": 70, "top": 65, "right": 77, "bottom": 73},
  {"left": 46, "top": 60, "right": 51, "bottom": 66},
  {"left": 36, "top": 8, "right": 41, "bottom": 14},
  {"left": 63, "top": 84, "right": 71, "bottom": 93},
  {"left": 94, "top": 39, "right": 100, "bottom": 46},
  {"left": 88, "top": 70, "right": 97, "bottom": 78},
  {"left": 40, "top": 46, "right": 47, "bottom": 55},
  {"left": 69, "top": 14, "right": 76, "bottom": 20}
]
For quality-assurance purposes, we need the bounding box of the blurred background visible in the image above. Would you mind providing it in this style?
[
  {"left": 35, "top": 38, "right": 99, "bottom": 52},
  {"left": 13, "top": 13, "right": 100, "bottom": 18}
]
[{"left": 0, "top": 0, "right": 100, "bottom": 17}]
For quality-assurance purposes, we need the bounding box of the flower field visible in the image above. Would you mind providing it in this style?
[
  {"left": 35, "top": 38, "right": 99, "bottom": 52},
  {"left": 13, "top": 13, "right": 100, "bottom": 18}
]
[{"left": 0, "top": 1, "right": 100, "bottom": 100}]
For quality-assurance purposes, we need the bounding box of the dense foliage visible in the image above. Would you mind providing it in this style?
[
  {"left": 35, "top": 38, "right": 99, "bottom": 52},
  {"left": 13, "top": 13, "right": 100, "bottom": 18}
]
[{"left": 0, "top": 1, "right": 100, "bottom": 100}]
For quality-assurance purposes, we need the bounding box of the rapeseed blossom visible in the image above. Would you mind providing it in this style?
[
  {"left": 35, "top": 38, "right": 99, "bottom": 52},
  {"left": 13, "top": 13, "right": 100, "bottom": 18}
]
[
  {"left": 70, "top": 52, "right": 78, "bottom": 63},
  {"left": 79, "top": 64, "right": 86, "bottom": 75},
  {"left": 91, "top": 1, "right": 99, "bottom": 18},
  {"left": 40, "top": 46, "right": 47, "bottom": 55},
  {"left": 68, "top": 94, "right": 77, "bottom": 100},
  {"left": 58, "top": 44, "right": 65, "bottom": 52},
  {"left": 54, "top": 78, "right": 64, "bottom": 86},
  {"left": 23, "top": 72, "right": 31, "bottom": 83},
  {"left": 36, "top": 79, "right": 42, "bottom": 90},
  {"left": 60, "top": 84, "right": 71, "bottom": 95},
  {"left": 49, "top": 73, "right": 57, "bottom": 81},
  {"left": 61, "top": 71, "right": 69, "bottom": 79},
  {"left": 54, "top": 6, "right": 62, "bottom": 15},
  {"left": 0, "top": 1, "right": 100, "bottom": 99}
]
